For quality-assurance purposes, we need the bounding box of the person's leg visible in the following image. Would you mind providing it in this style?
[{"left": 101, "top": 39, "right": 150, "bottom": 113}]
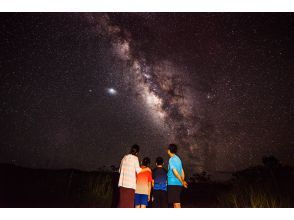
[
  {"left": 173, "top": 186, "right": 182, "bottom": 208},
  {"left": 153, "top": 190, "right": 159, "bottom": 208},
  {"left": 168, "top": 186, "right": 182, "bottom": 208},
  {"left": 167, "top": 185, "right": 173, "bottom": 208},
  {"left": 134, "top": 193, "right": 141, "bottom": 208},
  {"left": 127, "top": 188, "right": 135, "bottom": 208},
  {"left": 119, "top": 187, "right": 135, "bottom": 208},
  {"left": 140, "top": 194, "right": 148, "bottom": 208},
  {"left": 157, "top": 190, "right": 162, "bottom": 208},
  {"left": 118, "top": 187, "right": 127, "bottom": 208},
  {"left": 160, "top": 190, "right": 168, "bottom": 208}
]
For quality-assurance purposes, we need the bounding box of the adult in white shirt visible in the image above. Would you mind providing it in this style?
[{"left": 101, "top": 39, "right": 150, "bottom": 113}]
[{"left": 118, "top": 144, "right": 142, "bottom": 208}]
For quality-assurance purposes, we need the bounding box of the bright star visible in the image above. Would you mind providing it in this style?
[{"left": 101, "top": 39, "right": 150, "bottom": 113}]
[{"left": 107, "top": 88, "right": 117, "bottom": 95}]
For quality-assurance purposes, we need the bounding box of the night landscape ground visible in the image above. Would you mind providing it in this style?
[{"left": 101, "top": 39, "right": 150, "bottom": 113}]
[{"left": 1, "top": 156, "right": 293, "bottom": 208}]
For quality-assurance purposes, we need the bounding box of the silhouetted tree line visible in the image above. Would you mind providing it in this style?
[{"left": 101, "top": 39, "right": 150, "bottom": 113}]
[{"left": 233, "top": 155, "right": 293, "bottom": 180}]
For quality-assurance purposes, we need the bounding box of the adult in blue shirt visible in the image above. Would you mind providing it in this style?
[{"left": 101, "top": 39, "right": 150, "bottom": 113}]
[{"left": 167, "top": 144, "right": 188, "bottom": 208}]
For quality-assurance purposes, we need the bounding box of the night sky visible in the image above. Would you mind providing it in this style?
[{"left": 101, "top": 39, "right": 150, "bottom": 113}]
[{"left": 1, "top": 13, "right": 293, "bottom": 174}]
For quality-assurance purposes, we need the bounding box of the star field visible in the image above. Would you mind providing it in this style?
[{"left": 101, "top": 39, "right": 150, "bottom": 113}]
[{"left": 0, "top": 13, "right": 293, "bottom": 174}]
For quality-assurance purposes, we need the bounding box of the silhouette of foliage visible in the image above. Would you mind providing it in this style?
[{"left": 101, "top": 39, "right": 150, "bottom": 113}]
[
  {"left": 262, "top": 155, "right": 280, "bottom": 169},
  {"left": 219, "top": 156, "right": 294, "bottom": 207}
]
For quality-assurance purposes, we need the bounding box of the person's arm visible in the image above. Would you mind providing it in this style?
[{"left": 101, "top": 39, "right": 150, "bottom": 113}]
[
  {"left": 152, "top": 170, "right": 155, "bottom": 188},
  {"left": 148, "top": 182, "right": 152, "bottom": 201},
  {"left": 181, "top": 168, "right": 185, "bottom": 180},
  {"left": 172, "top": 168, "right": 188, "bottom": 188},
  {"left": 134, "top": 157, "right": 142, "bottom": 174},
  {"left": 148, "top": 170, "right": 152, "bottom": 201},
  {"left": 119, "top": 156, "right": 124, "bottom": 173}
]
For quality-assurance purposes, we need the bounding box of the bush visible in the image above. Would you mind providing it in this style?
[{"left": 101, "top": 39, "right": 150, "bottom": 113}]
[
  {"left": 218, "top": 164, "right": 294, "bottom": 208},
  {"left": 67, "top": 171, "right": 114, "bottom": 207}
]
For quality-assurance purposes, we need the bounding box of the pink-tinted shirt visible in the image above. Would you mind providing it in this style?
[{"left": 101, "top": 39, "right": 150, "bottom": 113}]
[{"left": 118, "top": 154, "right": 141, "bottom": 190}]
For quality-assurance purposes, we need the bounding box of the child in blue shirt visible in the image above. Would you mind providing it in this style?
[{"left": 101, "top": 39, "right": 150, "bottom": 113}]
[{"left": 152, "top": 157, "right": 168, "bottom": 208}]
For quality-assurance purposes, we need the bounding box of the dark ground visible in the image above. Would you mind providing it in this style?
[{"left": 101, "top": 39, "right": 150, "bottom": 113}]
[
  {"left": 0, "top": 163, "right": 229, "bottom": 208},
  {"left": 2, "top": 162, "right": 293, "bottom": 208}
]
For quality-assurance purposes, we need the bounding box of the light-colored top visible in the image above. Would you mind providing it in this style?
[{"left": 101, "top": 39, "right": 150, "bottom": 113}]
[
  {"left": 135, "top": 166, "right": 152, "bottom": 195},
  {"left": 118, "top": 154, "right": 142, "bottom": 189},
  {"left": 167, "top": 154, "right": 183, "bottom": 186}
]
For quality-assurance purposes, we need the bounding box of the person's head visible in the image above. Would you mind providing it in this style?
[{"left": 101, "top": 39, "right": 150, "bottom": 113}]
[
  {"left": 142, "top": 157, "right": 151, "bottom": 167},
  {"left": 167, "top": 144, "right": 177, "bottom": 157},
  {"left": 130, "top": 144, "right": 140, "bottom": 156},
  {"left": 155, "top": 156, "right": 164, "bottom": 167}
]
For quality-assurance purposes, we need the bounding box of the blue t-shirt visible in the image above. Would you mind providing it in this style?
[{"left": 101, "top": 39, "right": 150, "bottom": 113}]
[
  {"left": 167, "top": 155, "right": 183, "bottom": 186},
  {"left": 152, "top": 167, "right": 167, "bottom": 191}
]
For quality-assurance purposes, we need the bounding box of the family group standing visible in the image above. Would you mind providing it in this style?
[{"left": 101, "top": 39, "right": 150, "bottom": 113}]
[{"left": 118, "top": 144, "right": 188, "bottom": 208}]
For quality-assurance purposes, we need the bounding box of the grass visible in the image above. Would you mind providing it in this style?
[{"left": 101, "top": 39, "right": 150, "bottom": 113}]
[
  {"left": 66, "top": 171, "right": 115, "bottom": 207},
  {"left": 217, "top": 167, "right": 294, "bottom": 208},
  {"left": 83, "top": 173, "right": 113, "bottom": 207},
  {"left": 218, "top": 185, "right": 292, "bottom": 208},
  {"left": 0, "top": 164, "right": 117, "bottom": 207}
]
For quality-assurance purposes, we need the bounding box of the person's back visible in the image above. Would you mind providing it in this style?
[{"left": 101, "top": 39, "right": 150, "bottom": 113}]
[
  {"left": 153, "top": 167, "right": 167, "bottom": 191},
  {"left": 135, "top": 157, "right": 152, "bottom": 208},
  {"left": 167, "top": 154, "right": 183, "bottom": 185},
  {"left": 166, "top": 144, "right": 188, "bottom": 208},
  {"left": 135, "top": 166, "right": 152, "bottom": 194},
  {"left": 152, "top": 159, "right": 168, "bottom": 208},
  {"left": 119, "top": 154, "right": 141, "bottom": 189},
  {"left": 118, "top": 144, "right": 141, "bottom": 208}
]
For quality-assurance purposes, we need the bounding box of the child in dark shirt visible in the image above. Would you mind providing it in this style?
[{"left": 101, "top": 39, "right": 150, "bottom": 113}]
[{"left": 152, "top": 157, "right": 168, "bottom": 208}]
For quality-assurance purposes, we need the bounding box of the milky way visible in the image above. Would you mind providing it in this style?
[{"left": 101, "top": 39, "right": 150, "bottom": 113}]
[{"left": 84, "top": 13, "right": 209, "bottom": 172}]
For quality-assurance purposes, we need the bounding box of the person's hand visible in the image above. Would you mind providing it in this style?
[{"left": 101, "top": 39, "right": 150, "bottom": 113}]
[
  {"left": 148, "top": 195, "right": 151, "bottom": 202},
  {"left": 182, "top": 180, "right": 188, "bottom": 188}
]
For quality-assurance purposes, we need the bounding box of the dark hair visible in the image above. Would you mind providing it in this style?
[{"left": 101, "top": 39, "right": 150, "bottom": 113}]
[
  {"left": 168, "top": 144, "right": 177, "bottom": 154},
  {"left": 155, "top": 157, "right": 164, "bottom": 165},
  {"left": 142, "top": 157, "right": 151, "bottom": 167},
  {"left": 130, "top": 144, "right": 140, "bottom": 155}
]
